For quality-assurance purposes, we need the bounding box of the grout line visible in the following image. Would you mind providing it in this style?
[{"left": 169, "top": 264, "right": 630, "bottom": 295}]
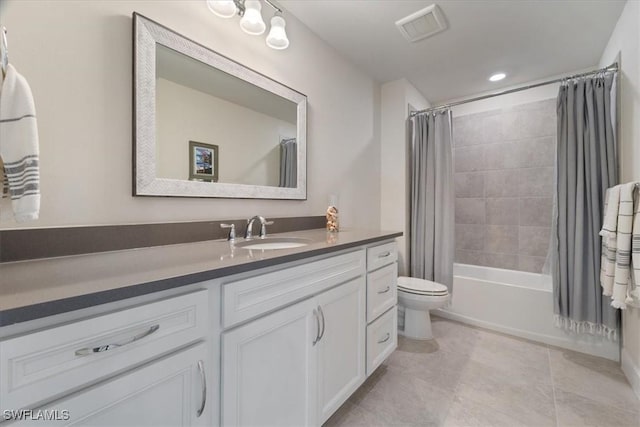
[{"left": 547, "top": 347, "right": 561, "bottom": 427}]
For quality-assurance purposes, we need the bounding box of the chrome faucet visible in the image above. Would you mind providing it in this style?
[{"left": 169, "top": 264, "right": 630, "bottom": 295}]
[
  {"left": 245, "top": 215, "right": 274, "bottom": 239},
  {"left": 220, "top": 223, "right": 236, "bottom": 241}
]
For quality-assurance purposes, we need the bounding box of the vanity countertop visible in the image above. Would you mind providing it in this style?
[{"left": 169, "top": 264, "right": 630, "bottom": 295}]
[{"left": 0, "top": 229, "right": 401, "bottom": 326}]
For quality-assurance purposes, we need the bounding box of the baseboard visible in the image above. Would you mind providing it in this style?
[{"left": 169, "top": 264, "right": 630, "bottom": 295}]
[
  {"left": 621, "top": 347, "right": 640, "bottom": 400},
  {"left": 433, "top": 309, "right": 620, "bottom": 361}
]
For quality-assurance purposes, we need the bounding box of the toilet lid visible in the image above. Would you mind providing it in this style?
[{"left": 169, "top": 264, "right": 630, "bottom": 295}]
[{"left": 398, "top": 276, "right": 449, "bottom": 295}]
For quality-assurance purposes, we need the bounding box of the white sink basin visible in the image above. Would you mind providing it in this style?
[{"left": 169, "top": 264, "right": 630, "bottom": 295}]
[{"left": 234, "top": 237, "right": 312, "bottom": 250}]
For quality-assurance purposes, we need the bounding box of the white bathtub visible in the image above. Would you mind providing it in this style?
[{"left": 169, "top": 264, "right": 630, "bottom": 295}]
[{"left": 433, "top": 263, "right": 619, "bottom": 361}]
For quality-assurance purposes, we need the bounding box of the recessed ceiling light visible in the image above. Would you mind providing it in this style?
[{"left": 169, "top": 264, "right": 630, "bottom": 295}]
[{"left": 489, "top": 72, "right": 506, "bottom": 82}]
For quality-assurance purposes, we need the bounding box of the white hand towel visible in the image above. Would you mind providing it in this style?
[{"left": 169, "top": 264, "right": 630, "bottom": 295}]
[
  {"left": 628, "top": 185, "right": 640, "bottom": 307},
  {"left": 611, "top": 182, "right": 636, "bottom": 309},
  {"left": 600, "top": 185, "right": 621, "bottom": 296},
  {"left": 0, "top": 64, "right": 40, "bottom": 222},
  {"left": 600, "top": 185, "right": 621, "bottom": 241}
]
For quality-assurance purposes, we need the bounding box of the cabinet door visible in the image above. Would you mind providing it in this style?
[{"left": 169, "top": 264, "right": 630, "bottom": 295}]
[
  {"left": 316, "top": 277, "right": 366, "bottom": 425},
  {"left": 222, "top": 298, "right": 318, "bottom": 427},
  {"left": 12, "top": 343, "right": 210, "bottom": 426}
]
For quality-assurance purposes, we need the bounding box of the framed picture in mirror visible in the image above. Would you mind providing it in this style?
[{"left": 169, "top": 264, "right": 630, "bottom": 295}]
[{"left": 189, "top": 141, "right": 219, "bottom": 182}]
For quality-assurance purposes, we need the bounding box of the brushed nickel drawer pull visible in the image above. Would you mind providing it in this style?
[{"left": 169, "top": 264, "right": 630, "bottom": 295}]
[
  {"left": 378, "top": 251, "right": 391, "bottom": 258},
  {"left": 318, "top": 306, "right": 326, "bottom": 341},
  {"left": 312, "top": 309, "right": 320, "bottom": 345},
  {"left": 197, "top": 360, "right": 207, "bottom": 417},
  {"left": 377, "top": 286, "right": 391, "bottom": 294},
  {"left": 75, "top": 324, "right": 160, "bottom": 357},
  {"left": 378, "top": 333, "right": 391, "bottom": 344}
]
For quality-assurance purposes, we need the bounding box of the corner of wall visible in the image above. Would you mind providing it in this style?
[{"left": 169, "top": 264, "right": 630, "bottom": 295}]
[
  {"left": 598, "top": 0, "right": 640, "bottom": 388},
  {"left": 380, "top": 79, "right": 429, "bottom": 275}
]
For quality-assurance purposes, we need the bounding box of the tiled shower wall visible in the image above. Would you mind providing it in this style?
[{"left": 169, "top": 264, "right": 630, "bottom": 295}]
[{"left": 453, "top": 98, "right": 556, "bottom": 273}]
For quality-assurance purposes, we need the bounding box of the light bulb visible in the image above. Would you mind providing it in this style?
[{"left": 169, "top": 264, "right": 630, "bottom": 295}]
[
  {"left": 489, "top": 72, "right": 506, "bottom": 82},
  {"left": 240, "top": 0, "right": 266, "bottom": 35},
  {"left": 206, "top": 0, "right": 238, "bottom": 18},
  {"left": 266, "top": 15, "right": 289, "bottom": 49}
]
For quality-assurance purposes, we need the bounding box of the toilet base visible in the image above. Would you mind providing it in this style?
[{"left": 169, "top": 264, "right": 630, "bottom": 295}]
[{"left": 403, "top": 307, "right": 433, "bottom": 340}]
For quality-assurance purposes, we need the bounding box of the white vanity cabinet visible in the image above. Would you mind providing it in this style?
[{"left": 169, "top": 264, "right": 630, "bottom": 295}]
[
  {"left": 365, "top": 242, "right": 398, "bottom": 376},
  {"left": 221, "top": 250, "right": 367, "bottom": 427},
  {"left": 221, "top": 296, "right": 319, "bottom": 426},
  {"left": 316, "top": 277, "right": 366, "bottom": 424},
  {"left": 11, "top": 343, "right": 209, "bottom": 427},
  {"left": 1, "top": 236, "right": 399, "bottom": 427},
  {"left": 0, "top": 290, "right": 213, "bottom": 426}
]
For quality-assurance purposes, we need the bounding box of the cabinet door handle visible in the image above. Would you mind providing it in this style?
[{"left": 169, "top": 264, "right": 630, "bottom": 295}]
[
  {"left": 318, "top": 306, "right": 326, "bottom": 342},
  {"left": 197, "top": 360, "right": 207, "bottom": 418},
  {"left": 75, "top": 324, "right": 160, "bottom": 357},
  {"left": 378, "top": 251, "right": 391, "bottom": 258},
  {"left": 377, "top": 286, "right": 391, "bottom": 294},
  {"left": 378, "top": 333, "right": 391, "bottom": 344},
  {"left": 312, "top": 309, "right": 321, "bottom": 345}
]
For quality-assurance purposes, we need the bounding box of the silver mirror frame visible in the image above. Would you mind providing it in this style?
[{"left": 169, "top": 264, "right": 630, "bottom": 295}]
[{"left": 133, "top": 13, "right": 307, "bottom": 199}]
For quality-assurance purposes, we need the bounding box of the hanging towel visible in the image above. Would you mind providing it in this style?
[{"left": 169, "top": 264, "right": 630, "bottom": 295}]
[
  {"left": 611, "top": 182, "right": 637, "bottom": 309},
  {"left": 0, "top": 63, "right": 40, "bottom": 222},
  {"left": 600, "top": 185, "right": 621, "bottom": 296},
  {"left": 628, "top": 185, "right": 640, "bottom": 307}
]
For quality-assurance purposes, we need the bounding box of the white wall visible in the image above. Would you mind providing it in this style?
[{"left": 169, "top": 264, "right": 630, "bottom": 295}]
[
  {"left": 380, "top": 79, "right": 429, "bottom": 275},
  {"left": 599, "top": 0, "right": 640, "bottom": 398},
  {"left": 0, "top": 1, "right": 381, "bottom": 229},
  {"left": 156, "top": 78, "right": 295, "bottom": 186}
]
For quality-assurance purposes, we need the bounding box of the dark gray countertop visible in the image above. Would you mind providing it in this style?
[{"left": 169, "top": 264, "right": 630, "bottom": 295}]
[{"left": 0, "top": 229, "right": 401, "bottom": 326}]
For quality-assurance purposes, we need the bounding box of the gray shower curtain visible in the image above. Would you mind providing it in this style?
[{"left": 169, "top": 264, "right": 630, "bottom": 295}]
[
  {"left": 410, "top": 111, "right": 455, "bottom": 289},
  {"left": 552, "top": 72, "right": 618, "bottom": 338},
  {"left": 279, "top": 138, "right": 297, "bottom": 188}
]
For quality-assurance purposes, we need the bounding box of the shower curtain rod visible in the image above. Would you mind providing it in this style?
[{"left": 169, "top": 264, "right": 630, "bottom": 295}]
[{"left": 410, "top": 62, "right": 618, "bottom": 117}]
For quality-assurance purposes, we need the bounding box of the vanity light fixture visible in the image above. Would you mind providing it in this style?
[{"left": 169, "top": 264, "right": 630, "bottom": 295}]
[
  {"left": 206, "top": 0, "right": 289, "bottom": 49},
  {"left": 489, "top": 72, "right": 506, "bottom": 82}
]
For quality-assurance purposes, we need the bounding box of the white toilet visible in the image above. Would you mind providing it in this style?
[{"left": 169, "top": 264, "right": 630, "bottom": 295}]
[{"left": 397, "top": 276, "right": 450, "bottom": 340}]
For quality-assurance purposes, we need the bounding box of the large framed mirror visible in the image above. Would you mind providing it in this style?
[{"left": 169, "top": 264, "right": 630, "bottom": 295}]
[{"left": 133, "top": 13, "right": 307, "bottom": 199}]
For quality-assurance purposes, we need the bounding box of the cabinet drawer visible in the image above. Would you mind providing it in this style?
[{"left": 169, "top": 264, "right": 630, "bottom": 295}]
[
  {"left": 367, "top": 241, "right": 397, "bottom": 272},
  {"left": 9, "top": 343, "right": 210, "bottom": 426},
  {"left": 0, "top": 290, "right": 208, "bottom": 412},
  {"left": 222, "top": 250, "right": 365, "bottom": 328},
  {"left": 367, "top": 263, "right": 397, "bottom": 323},
  {"left": 366, "top": 306, "right": 397, "bottom": 376}
]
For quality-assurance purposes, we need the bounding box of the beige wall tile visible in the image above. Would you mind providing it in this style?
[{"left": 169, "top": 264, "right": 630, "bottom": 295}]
[
  {"left": 455, "top": 224, "right": 485, "bottom": 250},
  {"left": 485, "top": 225, "right": 519, "bottom": 253},
  {"left": 519, "top": 198, "right": 553, "bottom": 227},
  {"left": 455, "top": 198, "right": 486, "bottom": 224},
  {"left": 519, "top": 226, "right": 551, "bottom": 256},
  {"left": 455, "top": 249, "right": 486, "bottom": 266},
  {"left": 486, "top": 198, "right": 519, "bottom": 225},
  {"left": 455, "top": 172, "right": 485, "bottom": 198},
  {"left": 455, "top": 146, "right": 485, "bottom": 172},
  {"left": 485, "top": 170, "right": 520, "bottom": 197},
  {"left": 484, "top": 252, "right": 519, "bottom": 269},
  {"left": 518, "top": 167, "right": 554, "bottom": 197},
  {"left": 518, "top": 255, "right": 547, "bottom": 273}
]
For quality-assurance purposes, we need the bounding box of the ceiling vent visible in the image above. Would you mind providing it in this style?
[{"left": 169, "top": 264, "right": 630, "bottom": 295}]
[{"left": 395, "top": 4, "right": 448, "bottom": 43}]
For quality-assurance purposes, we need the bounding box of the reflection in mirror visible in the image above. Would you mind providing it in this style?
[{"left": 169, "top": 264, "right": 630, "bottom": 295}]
[
  {"left": 155, "top": 45, "right": 297, "bottom": 188},
  {"left": 133, "top": 13, "right": 307, "bottom": 199}
]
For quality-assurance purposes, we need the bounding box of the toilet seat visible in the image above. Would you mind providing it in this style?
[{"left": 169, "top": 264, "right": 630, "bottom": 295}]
[{"left": 398, "top": 276, "right": 449, "bottom": 296}]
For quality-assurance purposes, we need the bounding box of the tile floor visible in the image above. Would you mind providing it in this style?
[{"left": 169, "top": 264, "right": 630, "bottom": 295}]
[{"left": 325, "top": 317, "right": 640, "bottom": 427}]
